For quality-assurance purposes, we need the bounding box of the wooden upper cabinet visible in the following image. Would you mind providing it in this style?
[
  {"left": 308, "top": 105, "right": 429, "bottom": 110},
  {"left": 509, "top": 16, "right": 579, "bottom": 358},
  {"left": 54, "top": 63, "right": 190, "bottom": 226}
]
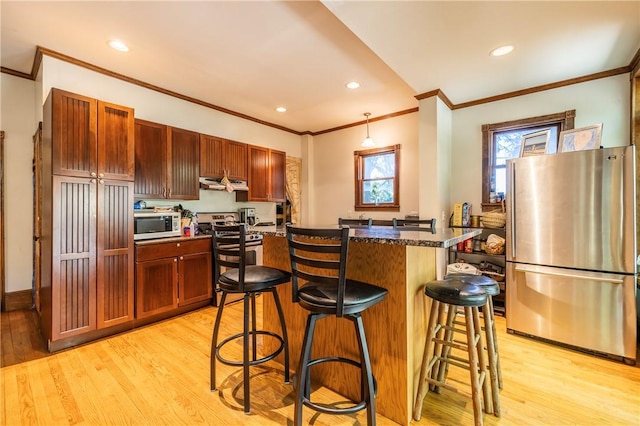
[
  {"left": 226, "top": 140, "right": 248, "bottom": 181},
  {"left": 134, "top": 119, "right": 168, "bottom": 198},
  {"left": 50, "top": 89, "right": 97, "bottom": 178},
  {"left": 239, "top": 145, "right": 286, "bottom": 202},
  {"left": 48, "top": 89, "right": 134, "bottom": 181},
  {"left": 168, "top": 126, "right": 200, "bottom": 200},
  {"left": 134, "top": 121, "right": 199, "bottom": 200},
  {"left": 269, "top": 149, "right": 286, "bottom": 202},
  {"left": 200, "top": 134, "right": 247, "bottom": 181},
  {"left": 97, "top": 101, "right": 135, "bottom": 181},
  {"left": 246, "top": 145, "right": 270, "bottom": 202}
]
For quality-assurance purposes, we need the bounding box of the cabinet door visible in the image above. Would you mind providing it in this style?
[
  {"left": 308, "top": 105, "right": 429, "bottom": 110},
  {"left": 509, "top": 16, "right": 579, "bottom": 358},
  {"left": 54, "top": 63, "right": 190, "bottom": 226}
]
[
  {"left": 269, "top": 149, "right": 286, "bottom": 202},
  {"left": 97, "top": 180, "right": 134, "bottom": 328},
  {"left": 200, "top": 134, "right": 225, "bottom": 178},
  {"left": 226, "top": 140, "right": 248, "bottom": 181},
  {"left": 134, "top": 119, "right": 167, "bottom": 198},
  {"left": 51, "top": 175, "right": 97, "bottom": 340},
  {"left": 135, "top": 257, "right": 179, "bottom": 319},
  {"left": 97, "top": 101, "right": 135, "bottom": 181},
  {"left": 178, "top": 251, "right": 212, "bottom": 306},
  {"left": 50, "top": 89, "right": 97, "bottom": 178},
  {"left": 168, "top": 126, "right": 199, "bottom": 200},
  {"left": 247, "top": 145, "right": 270, "bottom": 201}
]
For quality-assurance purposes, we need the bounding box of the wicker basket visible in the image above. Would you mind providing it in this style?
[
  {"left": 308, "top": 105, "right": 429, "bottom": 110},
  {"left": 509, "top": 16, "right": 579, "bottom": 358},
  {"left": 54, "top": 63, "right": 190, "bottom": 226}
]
[
  {"left": 484, "top": 233, "right": 506, "bottom": 255},
  {"left": 482, "top": 201, "right": 506, "bottom": 228},
  {"left": 484, "top": 242, "right": 505, "bottom": 255}
]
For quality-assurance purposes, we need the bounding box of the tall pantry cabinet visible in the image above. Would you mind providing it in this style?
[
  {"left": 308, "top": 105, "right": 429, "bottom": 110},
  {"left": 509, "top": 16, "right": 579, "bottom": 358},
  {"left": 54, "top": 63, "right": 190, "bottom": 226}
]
[{"left": 40, "top": 88, "right": 135, "bottom": 351}]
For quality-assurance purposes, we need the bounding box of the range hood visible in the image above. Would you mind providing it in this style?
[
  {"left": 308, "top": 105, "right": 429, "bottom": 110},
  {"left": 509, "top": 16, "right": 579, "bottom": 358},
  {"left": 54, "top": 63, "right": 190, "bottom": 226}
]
[{"left": 199, "top": 177, "right": 249, "bottom": 192}]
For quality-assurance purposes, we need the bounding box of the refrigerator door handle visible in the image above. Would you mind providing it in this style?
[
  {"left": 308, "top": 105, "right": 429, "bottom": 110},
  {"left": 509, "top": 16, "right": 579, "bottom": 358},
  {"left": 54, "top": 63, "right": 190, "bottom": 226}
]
[
  {"left": 514, "top": 264, "right": 624, "bottom": 284},
  {"left": 509, "top": 161, "right": 516, "bottom": 258}
]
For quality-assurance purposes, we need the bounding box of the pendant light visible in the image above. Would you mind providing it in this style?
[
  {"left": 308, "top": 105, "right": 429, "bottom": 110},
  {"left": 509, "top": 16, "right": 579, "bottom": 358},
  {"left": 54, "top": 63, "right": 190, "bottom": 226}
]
[{"left": 361, "top": 112, "right": 375, "bottom": 147}]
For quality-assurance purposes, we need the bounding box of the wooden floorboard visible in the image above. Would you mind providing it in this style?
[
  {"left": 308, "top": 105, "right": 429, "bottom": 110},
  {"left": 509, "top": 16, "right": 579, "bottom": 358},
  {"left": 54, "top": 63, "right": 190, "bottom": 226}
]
[{"left": 1, "top": 298, "right": 639, "bottom": 425}]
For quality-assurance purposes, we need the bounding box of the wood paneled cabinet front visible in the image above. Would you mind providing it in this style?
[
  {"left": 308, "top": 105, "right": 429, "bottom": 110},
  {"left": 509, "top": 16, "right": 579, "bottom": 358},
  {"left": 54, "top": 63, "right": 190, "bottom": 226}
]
[
  {"left": 49, "top": 88, "right": 135, "bottom": 181},
  {"left": 134, "top": 120, "right": 200, "bottom": 200},
  {"left": 237, "top": 145, "right": 286, "bottom": 202},
  {"left": 41, "top": 88, "right": 135, "bottom": 348},
  {"left": 200, "top": 134, "right": 248, "bottom": 181},
  {"left": 135, "top": 239, "right": 212, "bottom": 319}
]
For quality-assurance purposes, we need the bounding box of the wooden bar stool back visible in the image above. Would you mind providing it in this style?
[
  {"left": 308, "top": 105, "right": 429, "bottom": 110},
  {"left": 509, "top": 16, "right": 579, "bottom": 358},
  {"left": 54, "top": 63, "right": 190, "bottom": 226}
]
[{"left": 286, "top": 225, "right": 388, "bottom": 426}]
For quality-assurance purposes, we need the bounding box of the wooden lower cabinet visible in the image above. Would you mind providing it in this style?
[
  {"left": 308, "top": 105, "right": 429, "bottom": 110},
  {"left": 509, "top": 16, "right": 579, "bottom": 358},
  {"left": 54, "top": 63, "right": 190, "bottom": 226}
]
[{"left": 135, "top": 238, "right": 212, "bottom": 319}]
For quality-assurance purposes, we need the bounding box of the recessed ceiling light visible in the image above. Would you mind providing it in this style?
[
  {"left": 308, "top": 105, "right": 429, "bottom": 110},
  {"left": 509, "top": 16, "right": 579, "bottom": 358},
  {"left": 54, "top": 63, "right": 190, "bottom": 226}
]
[
  {"left": 108, "top": 40, "right": 129, "bottom": 52},
  {"left": 346, "top": 81, "right": 360, "bottom": 89},
  {"left": 490, "top": 45, "right": 514, "bottom": 57},
  {"left": 275, "top": 107, "right": 287, "bottom": 112}
]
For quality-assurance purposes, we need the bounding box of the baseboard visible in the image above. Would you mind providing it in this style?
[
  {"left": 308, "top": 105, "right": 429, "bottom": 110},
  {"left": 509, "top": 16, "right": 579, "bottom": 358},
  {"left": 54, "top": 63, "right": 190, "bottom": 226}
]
[{"left": 3, "top": 289, "right": 33, "bottom": 312}]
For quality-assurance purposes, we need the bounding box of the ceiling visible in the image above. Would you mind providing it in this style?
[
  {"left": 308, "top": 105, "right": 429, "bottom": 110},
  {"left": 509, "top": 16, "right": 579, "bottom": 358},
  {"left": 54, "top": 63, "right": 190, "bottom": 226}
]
[{"left": 2, "top": 1, "right": 639, "bottom": 134}]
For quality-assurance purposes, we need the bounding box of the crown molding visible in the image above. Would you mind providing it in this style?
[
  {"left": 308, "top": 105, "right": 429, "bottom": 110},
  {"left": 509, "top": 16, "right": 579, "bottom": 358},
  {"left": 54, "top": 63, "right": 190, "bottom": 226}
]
[{"left": 2, "top": 45, "right": 638, "bottom": 135}]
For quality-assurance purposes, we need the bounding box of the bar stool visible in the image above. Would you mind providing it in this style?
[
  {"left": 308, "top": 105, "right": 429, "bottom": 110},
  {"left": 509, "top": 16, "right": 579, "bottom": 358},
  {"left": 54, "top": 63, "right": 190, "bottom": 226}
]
[
  {"left": 445, "top": 273, "right": 503, "bottom": 395},
  {"left": 286, "top": 225, "right": 388, "bottom": 426},
  {"left": 210, "top": 224, "right": 291, "bottom": 414},
  {"left": 413, "top": 279, "right": 489, "bottom": 426}
]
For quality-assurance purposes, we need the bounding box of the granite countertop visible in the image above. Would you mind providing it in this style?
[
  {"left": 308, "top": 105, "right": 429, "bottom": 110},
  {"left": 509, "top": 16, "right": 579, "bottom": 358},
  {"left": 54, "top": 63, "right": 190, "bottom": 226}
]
[
  {"left": 134, "top": 234, "right": 212, "bottom": 246},
  {"left": 248, "top": 224, "right": 481, "bottom": 248}
]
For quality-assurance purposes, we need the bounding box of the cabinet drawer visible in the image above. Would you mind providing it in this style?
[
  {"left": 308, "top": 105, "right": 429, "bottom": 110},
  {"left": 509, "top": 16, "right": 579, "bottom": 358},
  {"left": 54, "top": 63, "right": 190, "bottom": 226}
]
[{"left": 136, "top": 238, "right": 211, "bottom": 261}]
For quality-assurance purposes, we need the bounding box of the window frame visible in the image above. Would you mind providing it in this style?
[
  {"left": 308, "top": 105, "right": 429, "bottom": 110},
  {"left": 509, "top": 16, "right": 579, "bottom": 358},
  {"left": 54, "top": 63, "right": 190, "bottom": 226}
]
[
  {"left": 481, "top": 110, "right": 575, "bottom": 210},
  {"left": 354, "top": 144, "right": 400, "bottom": 212}
]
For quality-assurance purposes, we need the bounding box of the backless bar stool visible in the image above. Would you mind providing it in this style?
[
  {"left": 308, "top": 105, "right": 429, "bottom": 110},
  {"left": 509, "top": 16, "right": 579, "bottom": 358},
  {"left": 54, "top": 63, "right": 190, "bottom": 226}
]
[
  {"left": 413, "top": 279, "right": 489, "bottom": 426},
  {"left": 210, "top": 224, "right": 291, "bottom": 414},
  {"left": 445, "top": 273, "right": 503, "bottom": 398},
  {"left": 286, "top": 225, "right": 388, "bottom": 426}
]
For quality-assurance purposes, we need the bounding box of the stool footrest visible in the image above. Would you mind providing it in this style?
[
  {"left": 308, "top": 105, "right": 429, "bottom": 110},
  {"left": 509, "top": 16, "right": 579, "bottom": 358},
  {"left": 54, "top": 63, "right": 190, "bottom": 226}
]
[
  {"left": 296, "top": 355, "right": 378, "bottom": 416},
  {"left": 215, "top": 330, "right": 285, "bottom": 367}
]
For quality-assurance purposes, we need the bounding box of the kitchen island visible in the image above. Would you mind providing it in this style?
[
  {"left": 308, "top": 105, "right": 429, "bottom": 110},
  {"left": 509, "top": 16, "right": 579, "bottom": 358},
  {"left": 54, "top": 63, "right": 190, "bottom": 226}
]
[{"left": 251, "top": 225, "right": 481, "bottom": 425}]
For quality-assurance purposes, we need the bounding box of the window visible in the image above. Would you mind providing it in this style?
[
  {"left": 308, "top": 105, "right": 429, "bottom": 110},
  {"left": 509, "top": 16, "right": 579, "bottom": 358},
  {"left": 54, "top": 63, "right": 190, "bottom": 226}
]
[
  {"left": 482, "top": 110, "right": 575, "bottom": 208},
  {"left": 354, "top": 144, "right": 400, "bottom": 211}
]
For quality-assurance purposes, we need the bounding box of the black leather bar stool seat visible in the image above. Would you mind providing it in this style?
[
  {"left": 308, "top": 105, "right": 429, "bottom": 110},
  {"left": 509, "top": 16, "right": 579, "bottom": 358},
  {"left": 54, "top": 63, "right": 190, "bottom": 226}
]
[
  {"left": 286, "top": 225, "right": 388, "bottom": 426},
  {"left": 414, "top": 279, "right": 490, "bottom": 426},
  {"left": 210, "top": 224, "right": 291, "bottom": 414},
  {"left": 445, "top": 272, "right": 503, "bottom": 404}
]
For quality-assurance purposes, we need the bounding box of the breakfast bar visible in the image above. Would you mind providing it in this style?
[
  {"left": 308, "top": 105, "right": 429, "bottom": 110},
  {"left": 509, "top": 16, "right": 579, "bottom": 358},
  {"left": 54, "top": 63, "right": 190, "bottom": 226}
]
[{"left": 253, "top": 225, "right": 481, "bottom": 425}]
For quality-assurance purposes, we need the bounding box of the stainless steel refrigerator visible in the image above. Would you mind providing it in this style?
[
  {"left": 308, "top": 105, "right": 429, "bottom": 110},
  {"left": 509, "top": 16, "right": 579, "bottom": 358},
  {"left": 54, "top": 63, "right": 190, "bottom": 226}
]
[{"left": 505, "top": 145, "right": 637, "bottom": 364}]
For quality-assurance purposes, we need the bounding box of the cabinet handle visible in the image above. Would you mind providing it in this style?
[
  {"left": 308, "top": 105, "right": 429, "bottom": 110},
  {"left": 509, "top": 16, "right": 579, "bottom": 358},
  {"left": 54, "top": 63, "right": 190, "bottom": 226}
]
[
  {"left": 176, "top": 243, "right": 180, "bottom": 247},
  {"left": 174, "top": 258, "right": 177, "bottom": 263},
  {"left": 90, "top": 171, "right": 97, "bottom": 177},
  {"left": 98, "top": 172, "right": 104, "bottom": 178},
  {"left": 167, "top": 188, "right": 171, "bottom": 197},
  {"left": 98, "top": 179, "right": 104, "bottom": 185},
  {"left": 180, "top": 256, "right": 184, "bottom": 260},
  {"left": 162, "top": 187, "right": 166, "bottom": 197},
  {"left": 90, "top": 178, "right": 96, "bottom": 184}
]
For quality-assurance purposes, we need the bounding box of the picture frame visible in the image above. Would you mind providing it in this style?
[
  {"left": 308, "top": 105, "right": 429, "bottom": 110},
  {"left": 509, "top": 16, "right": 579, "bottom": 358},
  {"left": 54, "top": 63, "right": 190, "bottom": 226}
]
[
  {"left": 519, "top": 129, "right": 551, "bottom": 157},
  {"left": 558, "top": 124, "right": 602, "bottom": 153}
]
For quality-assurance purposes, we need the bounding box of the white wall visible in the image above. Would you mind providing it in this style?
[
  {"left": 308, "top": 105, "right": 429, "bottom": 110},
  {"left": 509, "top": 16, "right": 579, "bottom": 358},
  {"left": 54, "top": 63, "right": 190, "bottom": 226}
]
[
  {"left": 312, "top": 112, "right": 419, "bottom": 225},
  {"left": 1, "top": 73, "right": 38, "bottom": 293},
  {"left": 450, "top": 74, "right": 630, "bottom": 210}
]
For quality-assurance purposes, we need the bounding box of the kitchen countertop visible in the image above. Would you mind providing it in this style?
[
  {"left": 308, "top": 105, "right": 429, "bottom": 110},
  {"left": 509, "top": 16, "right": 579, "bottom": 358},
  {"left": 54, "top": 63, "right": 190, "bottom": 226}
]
[
  {"left": 248, "top": 224, "right": 481, "bottom": 248},
  {"left": 134, "top": 234, "right": 212, "bottom": 246}
]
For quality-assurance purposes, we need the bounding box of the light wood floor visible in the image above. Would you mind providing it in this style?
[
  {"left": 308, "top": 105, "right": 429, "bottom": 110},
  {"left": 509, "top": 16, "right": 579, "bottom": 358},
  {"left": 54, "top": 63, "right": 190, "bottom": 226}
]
[{"left": 2, "top": 298, "right": 639, "bottom": 425}]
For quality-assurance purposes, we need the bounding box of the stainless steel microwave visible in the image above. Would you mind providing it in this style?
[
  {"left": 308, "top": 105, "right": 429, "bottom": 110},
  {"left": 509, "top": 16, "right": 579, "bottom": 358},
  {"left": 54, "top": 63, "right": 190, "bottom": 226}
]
[{"left": 133, "top": 211, "right": 181, "bottom": 240}]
